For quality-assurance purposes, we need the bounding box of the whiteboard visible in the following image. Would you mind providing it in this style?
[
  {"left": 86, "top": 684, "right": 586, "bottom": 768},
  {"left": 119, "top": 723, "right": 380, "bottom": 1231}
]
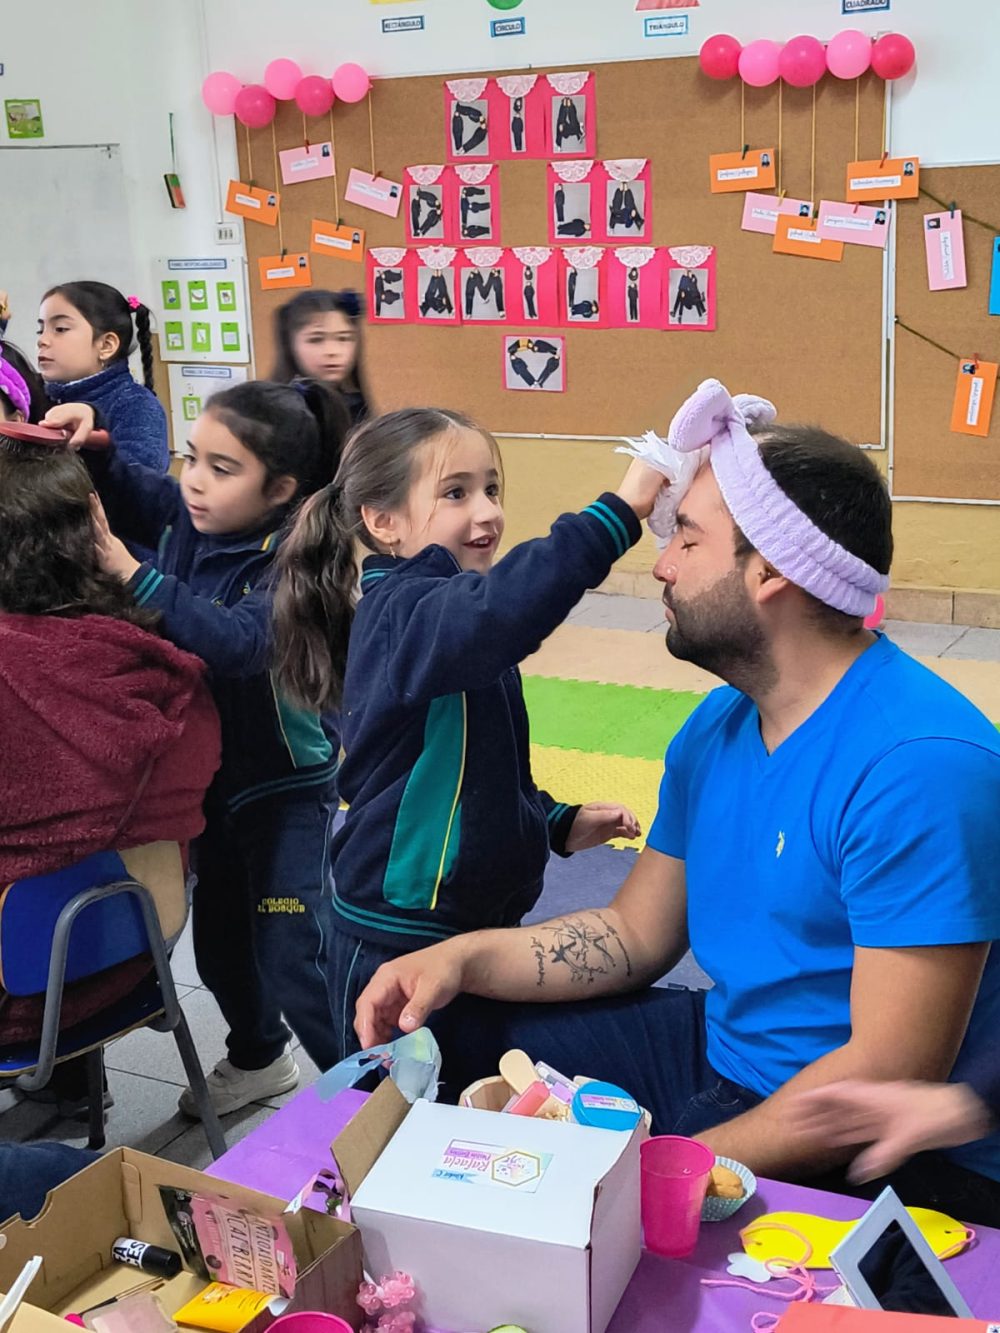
[{"left": 0, "top": 144, "right": 136, "bottom": 362}]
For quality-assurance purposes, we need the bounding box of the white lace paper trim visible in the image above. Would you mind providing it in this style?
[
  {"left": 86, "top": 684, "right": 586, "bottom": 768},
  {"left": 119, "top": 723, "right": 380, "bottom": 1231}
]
[
  {"left": 446, "top": 78, "right": 489, "bottom": 100},
  {"left": 668, "top": 245, "right": 714, "bottom": 267},
  {"left": 562, "top": 246, "right": 604, "bottom": 270},
  {"left": 406, "top": 164, "right": 445, "bottom": 186},
  {"left": 496, "top": 74, "right": 537, "bottom": 99},
  {"left": 546, "top": 72, "right": 591, "bottom": 96},
  {"left": 417, "top": 246, "right": 458, "bottom": 268},
  {"left": 604, "top": 158, "right": 648, "bottom": 182},
  {"left": 454, "top": 162, "right": 495, "bottom": 185},
  {"left": 512, "top": 246, "right": 553, "bottom": 266},
  {"left": 463, "top": 246, "right": 504, "bottom": 267},
  {"left": 370, "top": 247, "right": 407, "bottom": 266},
  {"left": 550, "top": 159, "right": 594, "bottom": 183},
  {"left": 613, "top": 247, "right": 658, "bottom": 268}
]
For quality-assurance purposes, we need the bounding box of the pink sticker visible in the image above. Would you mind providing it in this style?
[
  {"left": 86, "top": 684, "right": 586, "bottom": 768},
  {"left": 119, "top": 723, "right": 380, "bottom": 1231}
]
[
  {"left": 816, "top": 199, "right": 889, "bottom": 249},
  {"left": 741, "top": 192, "right": 812, "bottom": 237},
  {"left": 279, "top": 142, "right": 335, "bottom": 185},
  {"left": 924, "top": 210, "right": 968, "bottom": 290},
  {"left": 344, "top": 168, "right": 403, "bottom": 218}
]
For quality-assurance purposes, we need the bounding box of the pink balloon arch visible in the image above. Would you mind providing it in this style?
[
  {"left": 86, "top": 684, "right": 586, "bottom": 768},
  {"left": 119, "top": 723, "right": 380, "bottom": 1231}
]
[
  {"left": 697, "top": 31, "right": 914, "bottom": 87},
  {"left": 201, "top": 61, "right": 373, "bottom": 119}
]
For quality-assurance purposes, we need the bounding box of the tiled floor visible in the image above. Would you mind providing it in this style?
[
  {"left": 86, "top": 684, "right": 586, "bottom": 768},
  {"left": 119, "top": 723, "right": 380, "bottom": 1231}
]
[{"left": 2, "top": 594, "right": 998, "bottom": 1173}]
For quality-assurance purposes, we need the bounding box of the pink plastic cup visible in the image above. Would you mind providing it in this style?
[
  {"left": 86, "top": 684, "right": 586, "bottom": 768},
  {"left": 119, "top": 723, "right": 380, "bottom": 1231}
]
[
  {"left": 268, "top": 1315, "right": 353, "bottom": 1333},
  {"left": 640, "top": 1135, "right": 715, "bottom": 1258}
]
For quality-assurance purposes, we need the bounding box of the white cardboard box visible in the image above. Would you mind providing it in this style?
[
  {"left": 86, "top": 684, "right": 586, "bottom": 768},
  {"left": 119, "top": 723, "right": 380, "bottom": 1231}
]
[{"left": 344, "top": 1093, "right": 641, "bottom": 1333}]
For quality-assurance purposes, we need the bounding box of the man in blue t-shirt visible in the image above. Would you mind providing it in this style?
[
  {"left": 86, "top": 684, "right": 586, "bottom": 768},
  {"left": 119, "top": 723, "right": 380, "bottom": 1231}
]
[{"left": 354, "top": 381, "right": 1000, "bottom": 1224}]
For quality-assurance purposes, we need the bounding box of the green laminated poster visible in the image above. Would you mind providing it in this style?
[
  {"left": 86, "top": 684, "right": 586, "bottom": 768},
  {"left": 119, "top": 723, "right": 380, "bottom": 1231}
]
[
  {"left": 220, "top": 322, "right": 241, "bottom": 353},
  {"left": 164, "top": 321, "right": 184, "bottom": 352},
  {"left": 216, "top": 281, "right": 236, "bottom": 311},
  {"left": 182, "top": 396, "right": 201, "bottom": 421},
  {"left": 161, "top": 280, "right": 181, "bottom": 310},
  {"left": 191, "top": 322, "right": 211, "bottom": 352},
  {"left": 5, "top": 99, "right": 44, "bottom": 139},
  {"left": 187, "top": 281, "right": 209, "bottom": 311}
]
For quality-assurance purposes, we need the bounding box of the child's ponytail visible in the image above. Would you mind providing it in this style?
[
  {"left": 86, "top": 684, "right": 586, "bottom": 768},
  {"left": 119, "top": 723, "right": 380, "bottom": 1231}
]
[
  {"left": 132, "top": 301, "right": 156, "bottom": 393},
  {"left": 272, "top": 483, "right": 357, "bottom": 711}
]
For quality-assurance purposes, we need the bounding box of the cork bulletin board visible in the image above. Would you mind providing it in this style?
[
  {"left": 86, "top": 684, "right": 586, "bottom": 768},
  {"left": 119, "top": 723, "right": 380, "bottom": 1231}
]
[
  {"left": 891, "top": 164, "right": 1000, "bottom": 503},
  {"left": 237, "top": 57, "right": 887, "bottom": 442}
]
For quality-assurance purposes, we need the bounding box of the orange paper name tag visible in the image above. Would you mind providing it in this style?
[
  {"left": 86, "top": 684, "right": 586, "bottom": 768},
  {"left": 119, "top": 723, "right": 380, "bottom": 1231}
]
[
  {"left": 709, "top": 148, "right": 776, "bottom": 194},
  {"left": 950, "top": 359, "right": 998, "bottom": 437},
  {"left": 846, "top": 156, "right": 919, "bottom": 202},
  {"left": 310, "top": 219, "right": 366, "bottom": 262},
  {"left": 226, "top": 180, "right": 280, "bottom": 226},
  {"left": 773, "top": 214, "right": 844, "bottom": 261},
  {"left": 259, "top": 254, "right": 313, "bottom": 290}
]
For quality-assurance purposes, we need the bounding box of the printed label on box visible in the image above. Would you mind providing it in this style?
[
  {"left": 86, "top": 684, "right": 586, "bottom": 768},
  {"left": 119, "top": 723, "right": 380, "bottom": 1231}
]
[
  {"left": 432, "top": 1139, "right": 552, "bottom": 1192},
  {"left": 644, "top": 14, "right": 688, "bottom": 35},
  {"left": 579, "top": 1092, "right": 639, "bottom": 1113}
]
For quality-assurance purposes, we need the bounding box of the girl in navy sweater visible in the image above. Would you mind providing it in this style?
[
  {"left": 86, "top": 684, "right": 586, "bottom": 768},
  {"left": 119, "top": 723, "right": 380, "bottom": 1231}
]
[
  {"left": 38, "top": 281, "right": 168, "bottom": 471},
  {"left": 44, "top": 381, "right": 350, "bottom": 1115},
  {"left": 273, "top": 408, "right": 662, "bottom": 1061},
  {"left": 271, "top": 290, "right": 372, "bottom": 426}
]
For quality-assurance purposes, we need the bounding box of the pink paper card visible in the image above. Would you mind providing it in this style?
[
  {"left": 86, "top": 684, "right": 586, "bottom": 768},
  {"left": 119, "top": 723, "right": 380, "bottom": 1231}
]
[
  {"left": 545, "top": 72, "right": 597, "bottom": 158},
  {"left": 509, "top": 247, "right": 559, "bottom": 325},
  {"left": 608, "top": 247, "right": 665, "bottom": 329},
  {"left": 279, "top": 142, "right": 335, "bottom": 185},
  {"left": 548, "top": 160, "right": 598, "bottom": 244},
  {"left": 664, "top": 245, "right": 717, "bottom": 331},
  {"left": 368, "top": 247, "right": 411, "bottom": 323},
  {"left": 405, "top": 165, "right": 454, "bottom": 245},
  {"left": 455, "top": 163, "right": 501, "bottom": 245},
  {"left": 558, "top": 246, "right": 609, "bottom": 328},
  {"left": 445, "top": 78, "right": 492, "bottom": 163},
  {"left": 504, "top": 335, "right": 565, "bottom": 393},
  {"left": 601, "top": 159, "right": 652, "bottom": 244},
  {"left": 492, "top": 75, "right": 546, "bottom": 160},
  {"left": 344, "top": 168, "right": 402, "bottom": 218},
  {"left": 414, "top": 246, "right": 462, "bottom": 326},
  {"left": 924, "top": 211, "right": 968, "bottom": 290},
  {"left": 458, "top": 246, "right": 511, "bottom": 325},
  {"left": 741, "top": 192, "right": 812, "bottom": 236},
  {"left": 817, "top": 199, "right": 889, "bottom": 249}
]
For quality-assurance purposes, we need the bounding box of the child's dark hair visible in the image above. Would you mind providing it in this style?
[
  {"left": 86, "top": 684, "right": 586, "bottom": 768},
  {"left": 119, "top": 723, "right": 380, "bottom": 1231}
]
[
  {"left": 205, "top": 378, "right": 350, "bottom": 502},
  {"left": 271, "top": 290, "right": 372, "bottom": 416},
  {"left": 273, "top": 407, "right": 498, "bottom": 711},
  {"left": 43, "top": 281, "right": 156, "bottom": 392},
  {"left": 0, "top": 443, "right": 158, "bottom": 628},
  {"left": 0, "top": 341, "right": 47, "bottom": 422}
]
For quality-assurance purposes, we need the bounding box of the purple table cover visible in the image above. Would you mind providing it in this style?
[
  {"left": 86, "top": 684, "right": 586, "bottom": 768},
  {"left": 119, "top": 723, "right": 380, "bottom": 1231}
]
[{"left": 209, "top": 1090, "right": 1000, "bottom": 1331}]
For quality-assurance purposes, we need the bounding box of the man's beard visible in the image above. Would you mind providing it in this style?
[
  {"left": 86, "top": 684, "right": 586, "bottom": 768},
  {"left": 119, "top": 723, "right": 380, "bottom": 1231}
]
[{"left": 664, "top": 568, "right": 776, "bottom": 694}]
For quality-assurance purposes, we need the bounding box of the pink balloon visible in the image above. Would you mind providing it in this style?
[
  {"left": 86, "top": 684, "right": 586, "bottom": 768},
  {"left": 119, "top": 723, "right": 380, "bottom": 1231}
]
[
  {"left": 738, "top": 40, "right": 782, "bottom": 88},
  {"left": 826, "top": 28, "right": 872, "bottom": 80},
  {"left": 332, "top": 62, "right": 371, "bottom": 104},
  {"left": 234, "top": 83, "right": 276, "bottom": 129},
  {"left": 201, "top": 71, "right": 241, "bottom": 117},
  {"left": 265, "top": 58, "right": 303, "bottom": 100},
  {"left": 871, "top": 32, "right": 915, "bottom": 80},
  {"left": 779, "top": 34, "right": 826, "bottom": 88},
  {"left": 699, "top": 34, "right": 742, "bottom": 81},
  {"left": 294, "top": 75, "right": 335, "bottom": 116}
]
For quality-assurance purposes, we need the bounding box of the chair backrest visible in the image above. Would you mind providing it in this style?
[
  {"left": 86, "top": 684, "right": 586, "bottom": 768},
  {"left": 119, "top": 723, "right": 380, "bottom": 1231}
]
[{"left": 0, "top": 843, "right": 186, "bottom": 997}]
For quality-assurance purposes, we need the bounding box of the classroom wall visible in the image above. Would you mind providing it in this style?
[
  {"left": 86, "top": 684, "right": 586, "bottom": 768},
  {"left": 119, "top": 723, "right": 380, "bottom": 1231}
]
[{"left": 3, "top": 0, "right": 999, "bottom": 610}]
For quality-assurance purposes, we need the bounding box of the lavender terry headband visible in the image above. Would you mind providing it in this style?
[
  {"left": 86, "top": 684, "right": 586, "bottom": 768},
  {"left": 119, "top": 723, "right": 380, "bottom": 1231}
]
[
  {"left": 668, "top": 378, "right": 889, "bottom": 618},
  {"left": 0, "top": 354, "right": 31, "bottom": 419}
]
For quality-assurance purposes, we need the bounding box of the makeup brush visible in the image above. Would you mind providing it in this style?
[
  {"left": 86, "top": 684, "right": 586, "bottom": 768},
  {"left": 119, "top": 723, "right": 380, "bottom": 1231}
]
[{"left": 0, "top": 420, "right": 111, "bottom": 455}]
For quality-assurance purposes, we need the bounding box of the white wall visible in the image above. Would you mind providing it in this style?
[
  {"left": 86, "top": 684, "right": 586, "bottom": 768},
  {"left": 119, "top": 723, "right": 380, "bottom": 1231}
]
[{"left": 2, "top": 0, "right": 997, "bottom": 318}]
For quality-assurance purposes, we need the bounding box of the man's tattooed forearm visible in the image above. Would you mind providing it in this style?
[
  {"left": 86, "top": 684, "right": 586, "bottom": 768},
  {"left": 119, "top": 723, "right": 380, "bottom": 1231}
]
[
  {"left": 535, "top": 912, "right": 633, "bottom": 985},
  {"left": 530, "top": 935, "right": 546, "bottom": 987}
]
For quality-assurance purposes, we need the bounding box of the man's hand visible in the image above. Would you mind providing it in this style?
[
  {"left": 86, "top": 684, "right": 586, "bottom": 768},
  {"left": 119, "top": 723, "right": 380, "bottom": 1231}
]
[
  {"left": 91, "top": 494, "right": 140, "bottom": 583},
  {"left": 787, "top": 1079, "right": 993, "bottom": 1182},
  {"left": 43, "top": 402, "right": 98, "bottom": 447},
  {"left": 354, "top": 940, "right": 466, "bottom": 1049},
  {"left": 566, "top": 802, "right": 641, "bottom": 852}
]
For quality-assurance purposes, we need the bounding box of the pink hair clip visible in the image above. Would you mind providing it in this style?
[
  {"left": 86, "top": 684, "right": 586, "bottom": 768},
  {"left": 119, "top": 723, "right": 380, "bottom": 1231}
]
[{"left": 127, "top": 295, "right": 141, "bottom": 311}]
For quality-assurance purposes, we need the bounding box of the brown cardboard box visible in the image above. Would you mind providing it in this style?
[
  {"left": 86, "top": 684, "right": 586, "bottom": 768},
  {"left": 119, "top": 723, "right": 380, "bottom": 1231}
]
[{"left": 0, "top": 1149, "right": 362, "bottom": 1333}]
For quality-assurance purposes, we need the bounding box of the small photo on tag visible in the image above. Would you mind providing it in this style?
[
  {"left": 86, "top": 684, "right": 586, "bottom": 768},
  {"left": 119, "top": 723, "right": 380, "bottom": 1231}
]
[
  {"left": 773, "top": 214, "right": 844, "bottom": 262},
  {"left": 311, "top": 219, "right": 366, "bottom": 262},
  {"left": 259, "top": 254, "right": 313, "bottom": 291},
  {"left": 709, "top": 149, "right": 776, "bottom": 195},
  {"left": 950, "top": 359, "right": 998, "bottom": 438},
  {"left": 817, "top": 200, "right": 889, "bottom": 249},
  {"left": 846, "top": 157, "right": 919, "bottom": 203},
  {"left": 741, "top": 193, "right": 812, "bottom": 237},
  {"left": 279, "top": 142, "right": 335, "bottom": 185},
  {"left": 226, "top": 180, "right": 280, "bottom": 226},
  {"left": 344, "top": 168, "right": 403, "bottom": 218}
]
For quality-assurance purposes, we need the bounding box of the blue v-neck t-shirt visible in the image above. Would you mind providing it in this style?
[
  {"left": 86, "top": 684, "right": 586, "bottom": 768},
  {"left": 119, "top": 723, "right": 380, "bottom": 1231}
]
[{"left": 648, "top": 633, "right": 1000, "bottom": 1181}]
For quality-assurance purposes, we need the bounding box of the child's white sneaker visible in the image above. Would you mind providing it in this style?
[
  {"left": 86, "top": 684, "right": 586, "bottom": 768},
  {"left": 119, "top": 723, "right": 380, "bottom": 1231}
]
[{"left": 178, "top": 1050, "right": 300, "bottom": 1118}]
